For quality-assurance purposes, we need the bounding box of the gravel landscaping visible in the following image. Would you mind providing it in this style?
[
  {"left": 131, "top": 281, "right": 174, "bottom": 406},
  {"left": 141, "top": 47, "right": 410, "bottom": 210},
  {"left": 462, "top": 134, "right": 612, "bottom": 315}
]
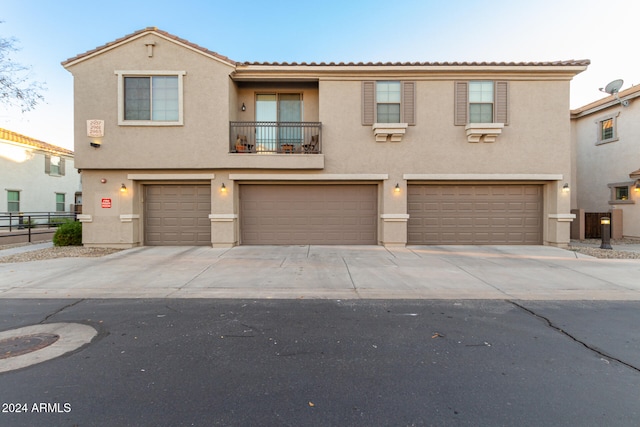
[{"left": 0, "top": 243, "right": 121, "bottom": 263}]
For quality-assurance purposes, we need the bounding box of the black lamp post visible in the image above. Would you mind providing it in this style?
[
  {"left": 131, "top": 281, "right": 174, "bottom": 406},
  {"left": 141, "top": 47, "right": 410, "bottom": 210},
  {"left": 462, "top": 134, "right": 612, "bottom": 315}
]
[{"left": 600, "top": 217, "right": 612, "bottom": 249}]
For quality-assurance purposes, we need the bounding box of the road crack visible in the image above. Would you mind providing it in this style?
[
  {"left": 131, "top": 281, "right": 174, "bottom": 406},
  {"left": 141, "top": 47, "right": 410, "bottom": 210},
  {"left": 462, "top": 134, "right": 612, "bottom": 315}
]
[
  {"left": 40, "top": 299, "right": 85, "bottom": 324},
  {"left": 509, "top": 300, "right": 640, "bottom": 373}
]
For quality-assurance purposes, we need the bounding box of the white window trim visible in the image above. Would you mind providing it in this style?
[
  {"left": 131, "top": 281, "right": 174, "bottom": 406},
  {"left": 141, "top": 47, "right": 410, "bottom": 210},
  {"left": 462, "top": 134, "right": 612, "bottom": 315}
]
[
  {"left": 115, "top": 70, "right": 186, "bottom": 126},
  {"left": 595, "top": 111, "right": 620, "bottom": 145}
]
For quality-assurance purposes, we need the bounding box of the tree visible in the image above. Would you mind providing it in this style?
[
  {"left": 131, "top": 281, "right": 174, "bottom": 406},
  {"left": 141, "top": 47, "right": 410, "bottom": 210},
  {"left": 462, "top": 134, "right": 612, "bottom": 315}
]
[{"left": 0, "top": 26, "right": 45, "bottom": 112}]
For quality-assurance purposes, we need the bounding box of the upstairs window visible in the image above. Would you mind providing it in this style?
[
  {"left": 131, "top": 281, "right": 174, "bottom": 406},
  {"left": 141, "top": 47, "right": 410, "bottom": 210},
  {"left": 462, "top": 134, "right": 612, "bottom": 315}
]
[
  {"left": 469, "top": 81, "right": 494, "bottom": 123},
  {"left": 7, "top": 190, "right": 20, "bottom": 212},
  {"left": 596, "top": 112, "right": 619, "bottom": 145},
  {"left": 362, "top": 81, "right": 415, "bottom": 125},
  {"left": 376, "top": 81, "right": 401, "bottom": 123},
  {"left": 601, "top": 118, "right": 614, "bottom": 140},
  {"left": 116, "top": 71, "right": 185, "bottom": 126},
  {"left": 455, "top": 80, "right": 509, "bottom": 125},
  {"left": 45, "top": 155, "right": 65, "bottom": 176}
]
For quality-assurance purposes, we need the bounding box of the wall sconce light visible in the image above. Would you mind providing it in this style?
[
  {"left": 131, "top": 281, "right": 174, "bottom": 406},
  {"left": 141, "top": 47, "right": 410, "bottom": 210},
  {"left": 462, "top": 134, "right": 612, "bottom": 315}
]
[
  {"left": 120, "top": 183, "right": 127, "bottom": 193},
  {"left": 394, "top": 183, "right": 401, "bottom": 193},
  {"left": 90, "top": 141, "right": 101, "bottom": 148},
  {"left": 562, "top": 183, "right": 570, "bottom": 193},
  {"left": 221, "top": 183, "right": 227, "bottom": 192},
  {"left": 635, "top": 180, "right": 640, "bottom": 192},
  {"left": 241, "top": 103, "right": 246, "bottom": 112}
]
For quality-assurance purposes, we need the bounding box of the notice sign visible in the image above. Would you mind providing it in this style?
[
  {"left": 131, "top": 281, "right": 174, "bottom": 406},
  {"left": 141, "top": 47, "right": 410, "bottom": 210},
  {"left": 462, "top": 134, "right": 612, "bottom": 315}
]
[
  {"left": 101, "top": 198, "right": 112, "bottom": 208},
  {"left": 87, "top": 119, "right": 105, "bottom": 137}
]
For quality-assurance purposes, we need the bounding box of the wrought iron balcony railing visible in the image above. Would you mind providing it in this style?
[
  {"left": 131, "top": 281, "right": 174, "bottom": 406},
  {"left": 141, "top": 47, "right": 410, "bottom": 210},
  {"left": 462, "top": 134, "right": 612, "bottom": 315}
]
[{"left": 230, "top": 122, "right": 322, "bottom": 154}]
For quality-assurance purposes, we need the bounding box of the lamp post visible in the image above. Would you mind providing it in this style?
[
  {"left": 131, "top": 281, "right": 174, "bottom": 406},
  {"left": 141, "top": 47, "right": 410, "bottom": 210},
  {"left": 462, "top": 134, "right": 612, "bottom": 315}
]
[{"left": 600, "top": 217, "right": 612, "bottom": 249}]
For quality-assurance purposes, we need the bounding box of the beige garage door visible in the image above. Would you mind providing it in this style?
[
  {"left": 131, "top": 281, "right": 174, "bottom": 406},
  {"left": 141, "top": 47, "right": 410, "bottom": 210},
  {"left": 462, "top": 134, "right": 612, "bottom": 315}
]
[
  {"left": 144, "top": 185, "right": 211, "bottom": 246},
  {"left": 240, "top": 184, "right": 377, "bottom": 245},
  {"left": 408, "top": 184, "right": 542, "bottom": 245}
]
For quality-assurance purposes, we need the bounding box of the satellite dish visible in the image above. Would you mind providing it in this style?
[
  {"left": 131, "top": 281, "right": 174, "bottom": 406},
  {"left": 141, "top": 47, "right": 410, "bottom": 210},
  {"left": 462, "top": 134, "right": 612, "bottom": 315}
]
[
  {"left": 599, "top": 79, "right": 630, "bottom": 107},
  {"left": 603, "top": 79, "right": 624, "bottom": 94}
]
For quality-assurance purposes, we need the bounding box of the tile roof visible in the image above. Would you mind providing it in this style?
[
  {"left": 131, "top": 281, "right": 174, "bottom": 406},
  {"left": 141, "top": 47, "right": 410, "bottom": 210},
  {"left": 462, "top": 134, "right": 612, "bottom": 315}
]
[
  {"left": 630, "top": 169, "right": 640, "bottom": 179},
  {"left": 0, "top": 128, "right": 74, "bottom": 156},
  {"left": 239, "top": 60, "right": 591, "bottom": 67},
  {"left": 61, "top": 27, "right": 235, "bottom": 67},
  {"left": 571, "top": 84, "right": 640, "bottom": 115},
  {"left": 61, "top": 27, "right": 589, "bottom": 70}
]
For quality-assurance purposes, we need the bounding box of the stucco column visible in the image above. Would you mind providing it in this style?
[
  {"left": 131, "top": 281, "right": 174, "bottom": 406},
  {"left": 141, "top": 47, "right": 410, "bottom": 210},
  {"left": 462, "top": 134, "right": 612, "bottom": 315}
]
[
  {"left": 546, "top": 181, "right": 574, "bottom": 247},
  {"left": 380, "top": 178, "right": 408, "bottom": 247},
  {"left": 209, "top": 175, "right": 238, "bottom": 247}
]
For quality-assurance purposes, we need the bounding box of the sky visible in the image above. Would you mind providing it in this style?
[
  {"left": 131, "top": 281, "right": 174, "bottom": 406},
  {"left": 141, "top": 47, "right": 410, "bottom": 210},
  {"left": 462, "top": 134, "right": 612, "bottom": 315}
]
[{"left": 1, "top": 0, "right": 639, "bottom": 151}]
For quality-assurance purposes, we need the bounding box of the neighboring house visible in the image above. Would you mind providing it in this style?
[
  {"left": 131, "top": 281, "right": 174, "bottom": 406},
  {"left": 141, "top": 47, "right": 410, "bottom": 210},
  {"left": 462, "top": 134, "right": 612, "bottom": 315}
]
[
  {"left": 62, "top": 27, "right": 588, "bottom": 249},
  {"left": 571, "top": 84, "right": 640, "bottom": 239},
  {"left": 0, "top": 128, "right": 81, "bottom": 225}
]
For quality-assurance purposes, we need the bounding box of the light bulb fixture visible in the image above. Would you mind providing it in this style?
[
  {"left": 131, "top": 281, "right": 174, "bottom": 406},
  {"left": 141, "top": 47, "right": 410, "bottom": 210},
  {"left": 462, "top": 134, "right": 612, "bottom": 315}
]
[
  {"left": 90, "top": 141, "right": 101, "bottom": 148},
  {"left": 221, "top": 183, "right": 227, "bottom": 192},
  {"left": 394, "top": 183, "right": 400, "bottom": 193},
  {"left": 562, "top": 183, "right": 570, "bottom": 193},
  {"left": 120, "top": 183, "right": 127, "bottom": 193},
  {"left": 241, "top": 103, "right": 246, "bottom": 112},
  {"left": 635, "top": 180, "right": 640, "bottom": 192}
]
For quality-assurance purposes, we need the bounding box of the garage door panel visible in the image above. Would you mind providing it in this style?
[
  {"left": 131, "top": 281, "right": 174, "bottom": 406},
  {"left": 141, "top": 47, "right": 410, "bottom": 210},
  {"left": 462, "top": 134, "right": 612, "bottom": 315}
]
[
  {"left": 408, "top": 184, "right": 542, "bottom": 245},
  {"left": 144, "top": 185, "right": 211, "bottom": 246},
  {"left": 241, "top": 184, "right": 377, "bottom": 245}
]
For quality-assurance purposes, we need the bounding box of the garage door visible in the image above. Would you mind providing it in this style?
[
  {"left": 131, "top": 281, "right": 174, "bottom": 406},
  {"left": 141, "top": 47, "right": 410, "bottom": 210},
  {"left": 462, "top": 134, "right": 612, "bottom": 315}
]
[
  {"left": 240, "top": 184, "right": 377, "bottom": 245},
  {"left": 144, "top": 185, "right": 211, "bottom": 246},
  {"left": 408, "top": 184, "right": 542, "bottom": 245}
]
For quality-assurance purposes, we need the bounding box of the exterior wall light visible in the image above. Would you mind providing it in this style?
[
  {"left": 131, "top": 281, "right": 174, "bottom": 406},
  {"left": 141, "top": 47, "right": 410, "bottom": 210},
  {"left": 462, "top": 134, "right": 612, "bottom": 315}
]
[
  {"left": 562, "top": 183, "right": 570, "bottom": 193},
  {"left": 120, "top": 183, "right": 127, "bottom": 193},
  {"left": 221, "top": 183, "right": 227, "bottom": 192},
  {"left": 90, "top": 141, "right": 101, "bottom": 148},
  {"left": 635, "top": 180, "right": 640, "bottom": 192},
  {"left": 241, "top": 103, "right": 246, "bottom": 112},
  {"left": 394, "top": 183, "right": 401, "bottom": 193}
]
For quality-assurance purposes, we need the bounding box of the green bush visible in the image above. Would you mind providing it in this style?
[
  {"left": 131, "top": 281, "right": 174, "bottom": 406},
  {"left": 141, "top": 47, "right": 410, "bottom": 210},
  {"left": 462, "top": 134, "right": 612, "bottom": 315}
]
[{"left": 53, "top": 220, "right": 82, "bottom": 246}]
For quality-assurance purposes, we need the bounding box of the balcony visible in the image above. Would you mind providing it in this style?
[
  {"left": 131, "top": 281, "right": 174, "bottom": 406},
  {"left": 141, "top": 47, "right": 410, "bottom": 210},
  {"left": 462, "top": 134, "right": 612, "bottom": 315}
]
[
  {"left": 227, "top": 121, "right": 324, "bottom": 170},
  {"left": 230, "top": 122, "right": 322, "bottom": 154}
]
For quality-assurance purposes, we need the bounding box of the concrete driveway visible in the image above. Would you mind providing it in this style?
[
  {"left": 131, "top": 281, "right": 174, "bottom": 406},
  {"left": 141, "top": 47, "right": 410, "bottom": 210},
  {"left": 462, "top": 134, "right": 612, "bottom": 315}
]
[{"left": 1, "top": 245, "right": 639, "bottom": 300}]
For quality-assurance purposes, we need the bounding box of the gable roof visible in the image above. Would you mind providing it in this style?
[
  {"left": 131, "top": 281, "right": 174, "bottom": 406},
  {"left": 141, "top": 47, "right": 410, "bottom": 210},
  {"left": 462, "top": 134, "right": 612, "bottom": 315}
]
[
  {"left": 61, "top": 27, "right": 236, "bottom": 68},
  {"left": 571, "top": 84, "right": 640, "bottom": 117},
  {"left": 62, "top": 27, "right": 589, "bottom": 74},
  {"left": 0, "top": 128, "right": 74, "bottom": 157}
]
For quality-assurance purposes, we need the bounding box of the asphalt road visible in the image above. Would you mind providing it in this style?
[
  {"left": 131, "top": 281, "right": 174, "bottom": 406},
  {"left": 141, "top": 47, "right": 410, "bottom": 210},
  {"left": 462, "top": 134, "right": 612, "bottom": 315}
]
[{"left": 1, "top": 299, "right": 639, "bottom": 426}]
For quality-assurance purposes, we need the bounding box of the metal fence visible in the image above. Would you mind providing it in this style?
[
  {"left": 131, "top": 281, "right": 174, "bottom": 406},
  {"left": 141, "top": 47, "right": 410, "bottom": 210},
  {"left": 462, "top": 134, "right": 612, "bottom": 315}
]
[
  {"left": 229, "top": 121, "right": 322, "bottom": 154},
  {"left": 0, "top": 212, "right": 78, "bottom": 243}
]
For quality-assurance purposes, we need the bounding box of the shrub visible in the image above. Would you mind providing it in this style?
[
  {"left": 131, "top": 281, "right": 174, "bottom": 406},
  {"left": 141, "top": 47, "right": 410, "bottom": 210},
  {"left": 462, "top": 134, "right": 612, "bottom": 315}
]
[{"left": 53, "top": 220, "right": 82, "bottom": 246}]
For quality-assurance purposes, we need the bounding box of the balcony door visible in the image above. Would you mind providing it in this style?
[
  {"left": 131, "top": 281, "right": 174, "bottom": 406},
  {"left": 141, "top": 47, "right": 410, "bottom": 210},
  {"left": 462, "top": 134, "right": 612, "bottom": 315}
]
[{"left": 256, "top": 93, "right": 302, "bottom": 152}]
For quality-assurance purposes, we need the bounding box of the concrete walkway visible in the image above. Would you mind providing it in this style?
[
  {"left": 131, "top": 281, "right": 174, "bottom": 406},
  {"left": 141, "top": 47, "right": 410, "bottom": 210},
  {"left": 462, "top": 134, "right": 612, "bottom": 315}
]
[{"left": 1, "top": 245, "right": 639, "bottom": 300}]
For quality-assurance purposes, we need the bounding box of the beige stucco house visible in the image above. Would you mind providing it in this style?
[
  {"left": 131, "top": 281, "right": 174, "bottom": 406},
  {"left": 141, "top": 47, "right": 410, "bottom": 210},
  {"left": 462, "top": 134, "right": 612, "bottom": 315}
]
[
  {"left": 571, "top": 84, "right": 640, "bottom": 239},
  {"left": 62, "top": 27, "right": 588, "bottom": 249}
]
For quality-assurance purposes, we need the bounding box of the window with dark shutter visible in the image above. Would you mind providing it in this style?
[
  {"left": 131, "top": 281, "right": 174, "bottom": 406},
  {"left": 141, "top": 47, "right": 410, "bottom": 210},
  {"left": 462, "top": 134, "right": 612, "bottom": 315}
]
[
  {"left": 362, "top": 81, "right": 375, "bottom": 125},
  {"left": 402, "top": 81, "right": 416, "bottom": 126},
  {"left": 454, "top": 81, "right": 468, "bottom": 126},
  {"left": 495, "top": 81, "right": 509, "bottom": 125},
  {"left": 454, "top": 80, "right": 508, "bottom": 125}
]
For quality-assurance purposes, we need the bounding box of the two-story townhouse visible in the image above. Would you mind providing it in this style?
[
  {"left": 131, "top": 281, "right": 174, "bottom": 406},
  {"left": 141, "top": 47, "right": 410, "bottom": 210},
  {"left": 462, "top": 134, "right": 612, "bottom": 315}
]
[
  {"left": 62, "top": 27, "right": 587, "bottom": 249},
  {"left": 1, "top": 128, "right": 80, "bottom": 227},
  {"left": 571, "top": 84, "right": 640, "bottom": 239}
]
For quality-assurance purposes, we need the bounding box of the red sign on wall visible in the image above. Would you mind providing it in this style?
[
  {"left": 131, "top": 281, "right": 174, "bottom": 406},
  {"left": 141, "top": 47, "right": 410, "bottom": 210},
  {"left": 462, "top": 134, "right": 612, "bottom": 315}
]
[{"left": 101, "top": 198, "right": 112, "bottom": 208}]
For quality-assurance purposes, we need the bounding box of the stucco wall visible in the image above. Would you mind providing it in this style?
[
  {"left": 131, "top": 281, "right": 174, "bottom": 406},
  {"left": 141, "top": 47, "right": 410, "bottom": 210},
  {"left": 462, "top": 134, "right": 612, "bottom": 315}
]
[
  {"left": 0, "top": 145, "right": 80, "bottom": 214},
  {"left": 573, "top": 98, "right": 640, "bottom": 237}
]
